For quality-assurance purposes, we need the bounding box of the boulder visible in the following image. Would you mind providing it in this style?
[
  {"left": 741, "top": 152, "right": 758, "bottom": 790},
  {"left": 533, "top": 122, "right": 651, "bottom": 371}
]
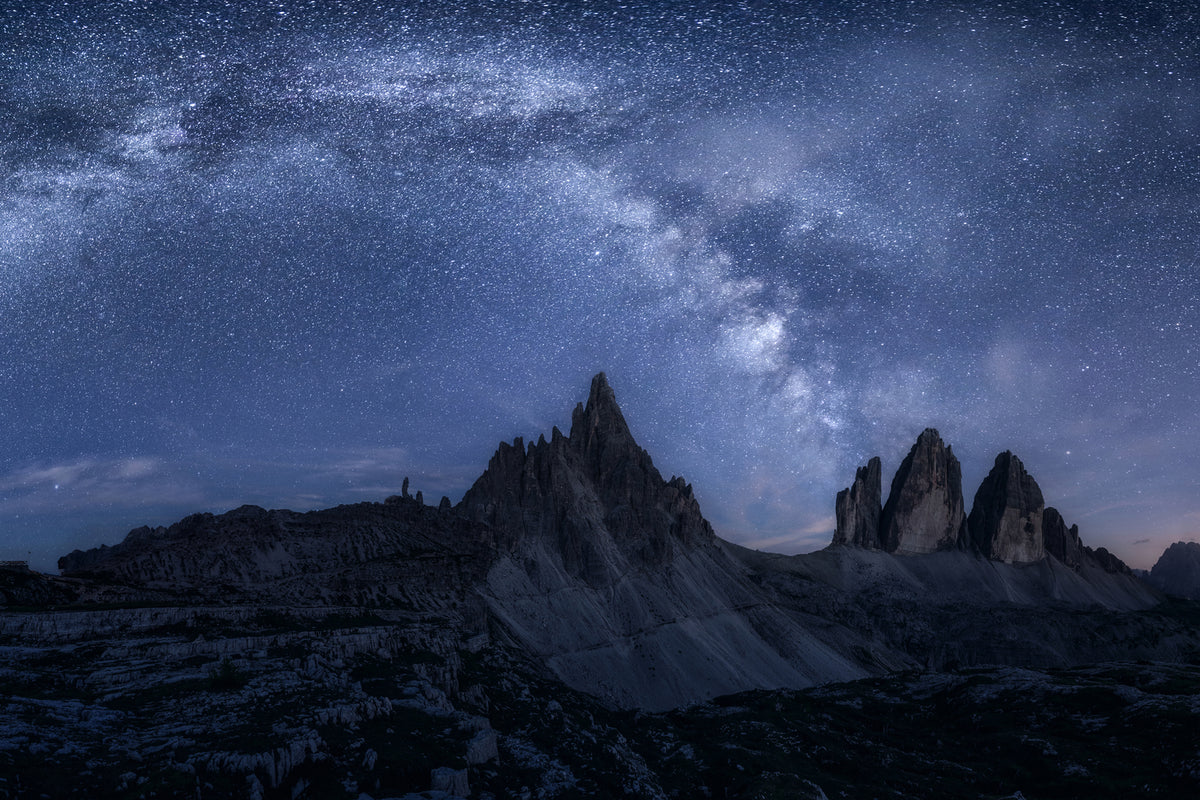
[
  {"left": 465, "top": 728, "right": 498, "bottom": 765},
  {"left": 431, "top": 766, "right": 469, "bottom": 796}
]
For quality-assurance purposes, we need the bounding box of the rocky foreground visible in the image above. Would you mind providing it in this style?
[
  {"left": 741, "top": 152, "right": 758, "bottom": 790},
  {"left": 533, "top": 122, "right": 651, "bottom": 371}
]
[
  {"left": 3, "top": 373, "right": 1200, "bottom": 798},
  {"left": 3, "top": 595, "right": 1199, "bottom": 800}
]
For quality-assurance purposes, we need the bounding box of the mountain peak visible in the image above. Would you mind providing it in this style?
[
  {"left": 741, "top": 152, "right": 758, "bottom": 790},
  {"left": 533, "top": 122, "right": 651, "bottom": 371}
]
[
  {"left": 570, "top": 371, "right": 634, "bottom": 451},
  {"left": 462, "top": 372, "right": 712, "bottom": 583},
  {"left": 879, "top": 428, "right": 967, "bottom": 554},
  {"left": 590, "top": 370, "right": 612, "bottom": 397},
  {"left": 968, "top": 451, "right": 1045, "bottom": 563}
]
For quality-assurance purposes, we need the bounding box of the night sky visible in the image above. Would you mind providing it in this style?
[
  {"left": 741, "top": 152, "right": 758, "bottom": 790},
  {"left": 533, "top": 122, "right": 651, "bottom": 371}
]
[{"left": 2, "top": 1, "right": 1197, "bottom": 572}]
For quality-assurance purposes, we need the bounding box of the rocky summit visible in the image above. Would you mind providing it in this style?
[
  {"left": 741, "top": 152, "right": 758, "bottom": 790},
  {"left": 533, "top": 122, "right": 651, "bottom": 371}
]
[
  {"left": 460, "top": 372, "right": 713, "bottom": 583},
  {"left": 832, "top": 432, "right": 1137, "bottom": 575},
  {"left": 4, "top": 373, "right": 1200, "bottom": 799},
  {"left": 832, "top": 456, "right": 882, "bottom": 549},
  {"left": 968, "top": 451, "right": 1045, "bottom": 563},
  {"left": 879, "top": 428, "right": 967, "bottom": 554}
]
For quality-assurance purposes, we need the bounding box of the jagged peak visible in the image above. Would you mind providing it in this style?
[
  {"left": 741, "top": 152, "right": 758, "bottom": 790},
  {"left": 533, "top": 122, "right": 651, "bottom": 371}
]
[
  {"left": 881, "top": 426, "right": 966, "bottom": 554},
  {"left": 458, "top": 371, "right": 713, "bottom": 576},
  {"left": 569, "top": 371, "right": 634, "bottom": 447},
  {"left": 857, "top": 456, "right": 882, "bottom": 481},
  {"left": 918, "top": 427, "right": 943, "bottom": 443},
  {"left": 983, "top": 450, "right": 1039, "bottom": 487},
  {"left": 992, "top": 449, "right": 1018, "bottom": 466},
  {"left": 969, "top": 449, "right": 1045, "bottom": 563}
]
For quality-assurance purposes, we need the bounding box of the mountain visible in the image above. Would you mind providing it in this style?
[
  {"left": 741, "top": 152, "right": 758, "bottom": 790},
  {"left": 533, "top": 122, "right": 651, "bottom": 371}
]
[
  {"left": 879, "top": 428, "right": 967, "bottom": 554},
  {"left": 1149, "top": 541, "right": 1200, "bottom": 600},
  {"left": 459, "top": 372, "right": 877, "bottom": 709},
  {"left": 459, "top": 372, "right": 713, "bottom": 580},
  {"left": 831, "top": 431, "right": 1136, "bottom": 575},
  {"left": 968, "top": 451, "right": 1045, "bottom": 562},
  {"left": 55, "top": 374, "right": 1164, "bottom": 710},
  {"left": 832, "top": 456, "right": 882, "bottom": 549},
  {"left": 15, "top": 373, "right": 1200, "bottom": 797}
]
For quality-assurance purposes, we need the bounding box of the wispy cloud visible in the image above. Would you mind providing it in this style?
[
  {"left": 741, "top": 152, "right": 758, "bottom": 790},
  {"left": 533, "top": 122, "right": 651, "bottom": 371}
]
[{"left": 0, "top": 456, "right": 204, "bottom": 513}]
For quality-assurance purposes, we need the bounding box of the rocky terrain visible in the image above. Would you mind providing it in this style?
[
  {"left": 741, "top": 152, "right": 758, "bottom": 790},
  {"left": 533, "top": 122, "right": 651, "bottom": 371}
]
[{"left": 3, "top": 373, "right": 1200, "bottom": 798}]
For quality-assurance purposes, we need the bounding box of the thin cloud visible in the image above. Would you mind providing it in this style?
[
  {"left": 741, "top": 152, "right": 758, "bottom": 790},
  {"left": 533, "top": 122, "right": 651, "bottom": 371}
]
[{"left": 0, "top": 456, "right": 204, "bottom": 513}]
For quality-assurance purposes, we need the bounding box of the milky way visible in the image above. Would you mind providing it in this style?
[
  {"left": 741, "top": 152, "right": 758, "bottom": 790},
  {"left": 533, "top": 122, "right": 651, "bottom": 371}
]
[{"left": 2, "top": 1, "right": 1198, "bottom": 570}]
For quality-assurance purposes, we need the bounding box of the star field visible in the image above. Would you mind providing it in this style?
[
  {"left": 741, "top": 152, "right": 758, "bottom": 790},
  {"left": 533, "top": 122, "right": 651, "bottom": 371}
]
[{"left": 2, "top": 1, "right": 1198, "bottom": 570}]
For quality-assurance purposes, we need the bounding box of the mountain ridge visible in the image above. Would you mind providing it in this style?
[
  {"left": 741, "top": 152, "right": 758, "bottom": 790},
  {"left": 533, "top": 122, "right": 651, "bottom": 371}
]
[
  {"left": 49, "top": 373, "right": 1175, "bottom": 713},
  {"left": 832, "top": 431, "right": 1134, "bottom": 576}
]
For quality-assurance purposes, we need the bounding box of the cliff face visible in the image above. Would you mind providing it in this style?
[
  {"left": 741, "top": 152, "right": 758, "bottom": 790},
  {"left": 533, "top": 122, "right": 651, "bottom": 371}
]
[
  {"left": 833, "top": 457, "right": 883, "bottom": 549},
  {"left": 879, "top": 429, "right": 967, "bottom": 555},
  {"left": 968, "top": 451, "right": 1045, "bottom": 564},
  {"left": 1043, "top": 507, "right": 1084, "bottom": 569}
]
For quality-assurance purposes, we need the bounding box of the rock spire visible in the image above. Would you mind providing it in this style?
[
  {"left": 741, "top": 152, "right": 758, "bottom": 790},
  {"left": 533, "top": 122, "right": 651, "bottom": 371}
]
[
  {"left": 879, "top": 429, "right": 967, "bottom": 554},
  {"left": 833, "top": 457, "right": 883, "bottom": 549},
  {"left": 1042, "top": 507, "right": 1083, "bottom": 569},
  {"left": 968, "top": 451, "right": 1045, "bottom": 563},
  {"left": 459, "top": 372, "right": 713, "bottom": 585}
]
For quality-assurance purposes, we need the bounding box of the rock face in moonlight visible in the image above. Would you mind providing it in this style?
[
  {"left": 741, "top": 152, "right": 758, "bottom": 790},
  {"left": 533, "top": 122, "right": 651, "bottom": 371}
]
[
  {"left": 879, "top": 429, "right": 967, "bottom": 554},
  {"left": 968, "top": 451, "right": 1046, "bottom": 563},
  {"left": 462, "top": 373, "right": 871, "bottom": 710},
  {"left": 833, "top": 457, "right": 883, "bottom": 549}
]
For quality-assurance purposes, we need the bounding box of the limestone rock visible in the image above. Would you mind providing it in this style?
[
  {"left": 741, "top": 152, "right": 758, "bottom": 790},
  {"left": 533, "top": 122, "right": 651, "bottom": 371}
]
[
  {"left": 833, "top": 457, "right": 883, "bottom": 549},
  {"left": 879, "top": 429, "right": 967, "bottom": 555},
  {"left": 465, "top": 728, "right": 498, "bottom": 765},
  {"left": 431, "top": 766, "right": 469, "bottom": 796},
  {"left": 56, "top": 500, "right": 496, "bottom": 606},
  {"left": 1149, "top": 541, "right": 1200, "bottom": 599},
  {"left": 0, "top": 567, "right": 81, "bottom": 606},
  {"left": 1043, "top": 507, "right": 1083, "bottom": 570},
  {"left": 968, "top": 452, "right": 1045, "bottom": 563},
  {"left": 459, "top": 372, "right": 714, "bottom": 585}
]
